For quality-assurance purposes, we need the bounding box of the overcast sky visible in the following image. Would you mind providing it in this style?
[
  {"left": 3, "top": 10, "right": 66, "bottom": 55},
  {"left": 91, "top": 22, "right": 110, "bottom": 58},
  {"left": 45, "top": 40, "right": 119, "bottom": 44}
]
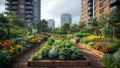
[{"left": 0, "top": 0, "right": 81, "bottom": 27}]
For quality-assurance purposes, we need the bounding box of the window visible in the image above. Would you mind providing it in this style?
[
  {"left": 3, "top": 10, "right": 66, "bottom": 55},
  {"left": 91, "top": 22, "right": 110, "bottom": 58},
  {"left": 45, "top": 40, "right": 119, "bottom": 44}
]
[
  {"left": 94, "top": 0, "right": 98, "bottom": 5},
  {"left": 20, "top": 9, "right": 24, "bottom": 13},
  {"left": 20, "top": 5, "right": 24, "bottom": 9},
  {"left": 100, "top": 7, "right": 108, "bottom": 13},
  {"left": 19, "top": 13, "right": 24, "bottom": 18},
  {"left": 100, "top": 0, "right": 107, "bottom": 7},
  {"left": 94, "top": 5, "right": 98, "bottom": 10},
  {"left": 20, "top": 0, "right": 24, "bottom": 5}
]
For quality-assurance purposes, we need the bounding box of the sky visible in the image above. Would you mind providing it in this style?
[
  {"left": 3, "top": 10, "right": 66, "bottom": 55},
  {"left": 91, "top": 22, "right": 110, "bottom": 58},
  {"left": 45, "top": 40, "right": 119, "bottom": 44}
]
[{"left": 0, "top": 0, "right": 81, "bottom": 27}]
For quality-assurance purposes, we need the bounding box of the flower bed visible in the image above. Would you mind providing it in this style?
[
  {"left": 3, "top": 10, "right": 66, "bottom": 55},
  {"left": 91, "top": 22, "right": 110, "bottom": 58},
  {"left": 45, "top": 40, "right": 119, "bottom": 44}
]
[
  {"left": 28, "top": 37, "right": 89, "bottom": 67},
  {"left": 0, "top": 34, "right": 46, "bottom": 64},
  {"left": 11, "top": 39, "right": 45, "bottom": 61}
]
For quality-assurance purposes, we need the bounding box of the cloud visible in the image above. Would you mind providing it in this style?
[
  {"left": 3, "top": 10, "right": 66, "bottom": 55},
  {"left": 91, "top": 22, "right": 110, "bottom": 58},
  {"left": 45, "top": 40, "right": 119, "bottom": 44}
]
[{"left": 41, "top": 0, "right": 81, "bottom": 27}]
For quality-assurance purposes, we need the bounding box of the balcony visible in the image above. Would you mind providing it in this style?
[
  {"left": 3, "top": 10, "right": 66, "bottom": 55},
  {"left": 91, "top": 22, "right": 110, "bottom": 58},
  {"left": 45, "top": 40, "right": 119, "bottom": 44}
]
[
  {"left": 88, "top": 2, "right": 92, "bottom": 6},
  {"left": 88, "top": 16, "right": 93, "bottom": 20},
  {"left": 5, "top": 1, "right": 10, "bottom": 5},
  {"left": 11, "top": 6, "right": 18, "bottom": 10},
  {"left": 88, "top": 12, "right": 92, "bottom": 16},
  {"left": 88, "top": 7, "right": 92, "bottom": 11},
  {"left": 26, "top": 2, "right": 32, "bottom": 5},
  {"left": 11, "top": 1, "right": 18, "bottom": 5},
  {"left": 26, "top": 15, "right": 33, "bottom": 18},
  {"left": 5, "top": 6, "right": 10, "bottom": 10},
  {"left": 25, "top": 6, "right": 33, "bottom": 10},
  {"left": 26, "top": 11, "right": 33, "bottom": 14}
]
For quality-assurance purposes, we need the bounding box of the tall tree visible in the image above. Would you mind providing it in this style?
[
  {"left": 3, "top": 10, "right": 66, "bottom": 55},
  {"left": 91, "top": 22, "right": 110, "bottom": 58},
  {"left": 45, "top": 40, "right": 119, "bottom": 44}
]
[
  {"left": 37, "top": 19, "right": 48, "bottom": 34},
  {"left": 7, "top": 13, "right": 25, "bottom": 27},
  {"left": 70, "top": 23, "right": 79, "bottom": 33},
  {"left": 109, "top": 9, "right": 120, "bottom": 38},
  {"left": 97, "top": 14, "right": 110, "bottom": 28},
  {"left": 60, "top": 22, "right": 70, "bottom": 34}
]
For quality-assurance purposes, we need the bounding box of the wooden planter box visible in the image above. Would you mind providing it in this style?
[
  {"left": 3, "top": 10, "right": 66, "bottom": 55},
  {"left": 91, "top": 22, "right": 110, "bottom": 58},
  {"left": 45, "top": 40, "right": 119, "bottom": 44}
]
[
  {"left": 28, "top": 59, "right": 89, "bottom": 67},
  {"left": 79, "top": 43, "right": 105, "bottom": 58},
  {"left": 11, "top": 40, "right": 45, "bottom": 61},
  {"left": 71, "top": 39, "right": 79, "bottom": 43}
]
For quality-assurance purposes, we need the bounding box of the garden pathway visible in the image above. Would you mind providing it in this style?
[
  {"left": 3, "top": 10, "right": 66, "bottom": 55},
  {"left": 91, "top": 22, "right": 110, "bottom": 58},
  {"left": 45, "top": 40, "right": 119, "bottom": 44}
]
[{"left": 13, "top": 42, "right": 105, "bottom": 68}]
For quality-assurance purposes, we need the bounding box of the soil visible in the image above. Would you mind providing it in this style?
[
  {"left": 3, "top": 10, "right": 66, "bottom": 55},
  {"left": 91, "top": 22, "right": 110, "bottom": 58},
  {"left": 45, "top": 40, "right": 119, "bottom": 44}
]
[{"left": 13, "top": 42, "right": 105, "bottom": 68}]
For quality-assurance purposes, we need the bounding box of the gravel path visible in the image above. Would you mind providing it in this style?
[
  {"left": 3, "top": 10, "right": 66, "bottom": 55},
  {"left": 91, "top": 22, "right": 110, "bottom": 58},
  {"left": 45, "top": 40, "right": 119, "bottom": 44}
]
[{"left": 13, "top": 42, "right": 105, "bottom": 68}]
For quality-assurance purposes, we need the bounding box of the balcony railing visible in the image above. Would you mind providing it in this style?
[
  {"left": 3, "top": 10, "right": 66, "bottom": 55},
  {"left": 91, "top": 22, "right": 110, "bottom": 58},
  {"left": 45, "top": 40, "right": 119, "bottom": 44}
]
[
  {"left": 26, "top": 11, "right": 33, "bottom": 14},
  {"left": 5, "top": 1, "right": 9, "bottom": 5},
  {"left": 26, "top": 6, "right": 33, "bottom": 9},
  {"left": 26, "top": 15, "right": 33, "bottom": 18},
  {"left": 26, "top": 2, "right": 32, "bottom": 5},
  {"left": 11, "top": 1, "right": 18, "bottom": 4},
  {"left": 11, "top": 6, "right": 18, "bottom": 9}
]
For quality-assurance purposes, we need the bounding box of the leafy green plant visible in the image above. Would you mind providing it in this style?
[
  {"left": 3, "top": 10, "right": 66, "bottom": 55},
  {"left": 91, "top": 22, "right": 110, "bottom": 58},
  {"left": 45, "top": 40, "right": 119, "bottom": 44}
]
[
  {"left": 87, "top": 42, "right": 95, "bottom": 48},
  {"left": 102, "top": 50, "right": 120, "bottom": 68},
  {"left": 49, "top": 46, "right": 59, "bottom": 59},
  {"left": 80, "top": 38, "right": 89, "bottom": 44},
  {"left": 0, "top": 50, "right": 12, "bottom": 68},
  {"left": 59, "top": 47, "right": 71, "bottom": 60},
  {"left": 47, "top": 37, "right": 55, "bottom": 45}
]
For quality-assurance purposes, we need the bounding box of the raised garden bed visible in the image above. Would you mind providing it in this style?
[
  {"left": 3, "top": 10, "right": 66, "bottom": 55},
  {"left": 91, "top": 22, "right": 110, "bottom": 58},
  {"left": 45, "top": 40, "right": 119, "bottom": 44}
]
[
  {"left": 71, "top": 38, "right": 79, "bottom": 43},
  {"left": 11, "top": 40, "right": 45, "bottom": 61},
  {"left": 28, "top": 59, "right": 89, "bottom": 67},
  {"left": 79, "top": 43, "right": 105, "bottom": 58},
  {"left": 28, "top": 37, "right": 89, "bottom": 67}
]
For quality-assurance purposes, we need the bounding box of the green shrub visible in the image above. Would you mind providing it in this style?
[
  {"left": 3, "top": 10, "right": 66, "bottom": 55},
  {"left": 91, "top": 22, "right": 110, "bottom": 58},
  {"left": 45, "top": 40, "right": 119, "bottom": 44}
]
[
  {"left": 102, "top": 50, "right": 120, "bottom": 68},
  {"left": 109, "top": 39, "right": 120, "bottom": 51},
  {"left": 80, "top": 38, "right": 89, "bottom": 44},
  {"left": 74, "top": 33, "right": 91, "bottom": 38},
  {"left": 0, "top": 50, "right": 12, "bottom": 68}
]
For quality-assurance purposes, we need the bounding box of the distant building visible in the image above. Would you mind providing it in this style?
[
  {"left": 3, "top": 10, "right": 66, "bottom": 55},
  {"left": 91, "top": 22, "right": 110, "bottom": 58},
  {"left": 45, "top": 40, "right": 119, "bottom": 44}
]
[
  {"left": 61, "top": 13, "right": 72, "bottom": 26},
  {"left": 5, "top": 0, "right": 41, "bottom": 23},
  {"left": 47, "top": 19, "right": 55, "bottom": 29}
]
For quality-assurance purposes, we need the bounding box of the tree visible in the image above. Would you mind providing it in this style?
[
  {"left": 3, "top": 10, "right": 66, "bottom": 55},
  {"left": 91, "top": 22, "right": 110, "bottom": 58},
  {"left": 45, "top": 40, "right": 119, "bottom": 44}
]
[
  {"left": 87, "top": 17, "right": 100, "bottom": 35},
  {"left": 0, "top": 13, "right": 10, "bottom": 39},
  {"left": 60, "top": 22, "right": 70, "bottom": 34},
  {"left": 7, "top": 13, "right": 25, "bottom": 27},
  {"left": 109, "top": 9, "right": 120, "bottom": 38},
  {"left": 70, "top": 23, "right": 79, "bottom": 33},
  {"left": 97, "top": 14, "right": 110, "bottom": 28},
  {"left": 37, "top": 19, "right": 48, "bottom": 34},
  {"left": 78, "top": 21, "right": 86, "bottom": 32},
  {"left": 88, "top": 17, "right": 98, "bottom": 27}
]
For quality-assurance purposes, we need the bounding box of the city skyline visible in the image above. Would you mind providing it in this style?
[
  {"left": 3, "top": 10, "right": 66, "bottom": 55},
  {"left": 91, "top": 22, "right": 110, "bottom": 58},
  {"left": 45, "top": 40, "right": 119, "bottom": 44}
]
[{"left": 0, "top": 0, "right": 81, "bottom": 27}]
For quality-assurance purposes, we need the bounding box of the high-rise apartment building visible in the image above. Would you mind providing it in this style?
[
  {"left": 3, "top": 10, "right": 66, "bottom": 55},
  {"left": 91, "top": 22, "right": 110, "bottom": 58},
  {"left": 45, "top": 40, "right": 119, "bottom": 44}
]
[
  {"left": 61, "top": 13, "right": 72, "bottom": 26},
  {"left": 94, "top": 0, "right": 120, "bottom": 17},
  {"left": 81, "top": 0, "right": 93, "bottom": 22},
  {"left": 47, "top": 19, "right": 55, "bottom": 29},
  {"left": 81, "top": 0, "right": 120, "bottom": 22},
  {"left": 5, "top": 0, "right": 41, "bottom": 23}
]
